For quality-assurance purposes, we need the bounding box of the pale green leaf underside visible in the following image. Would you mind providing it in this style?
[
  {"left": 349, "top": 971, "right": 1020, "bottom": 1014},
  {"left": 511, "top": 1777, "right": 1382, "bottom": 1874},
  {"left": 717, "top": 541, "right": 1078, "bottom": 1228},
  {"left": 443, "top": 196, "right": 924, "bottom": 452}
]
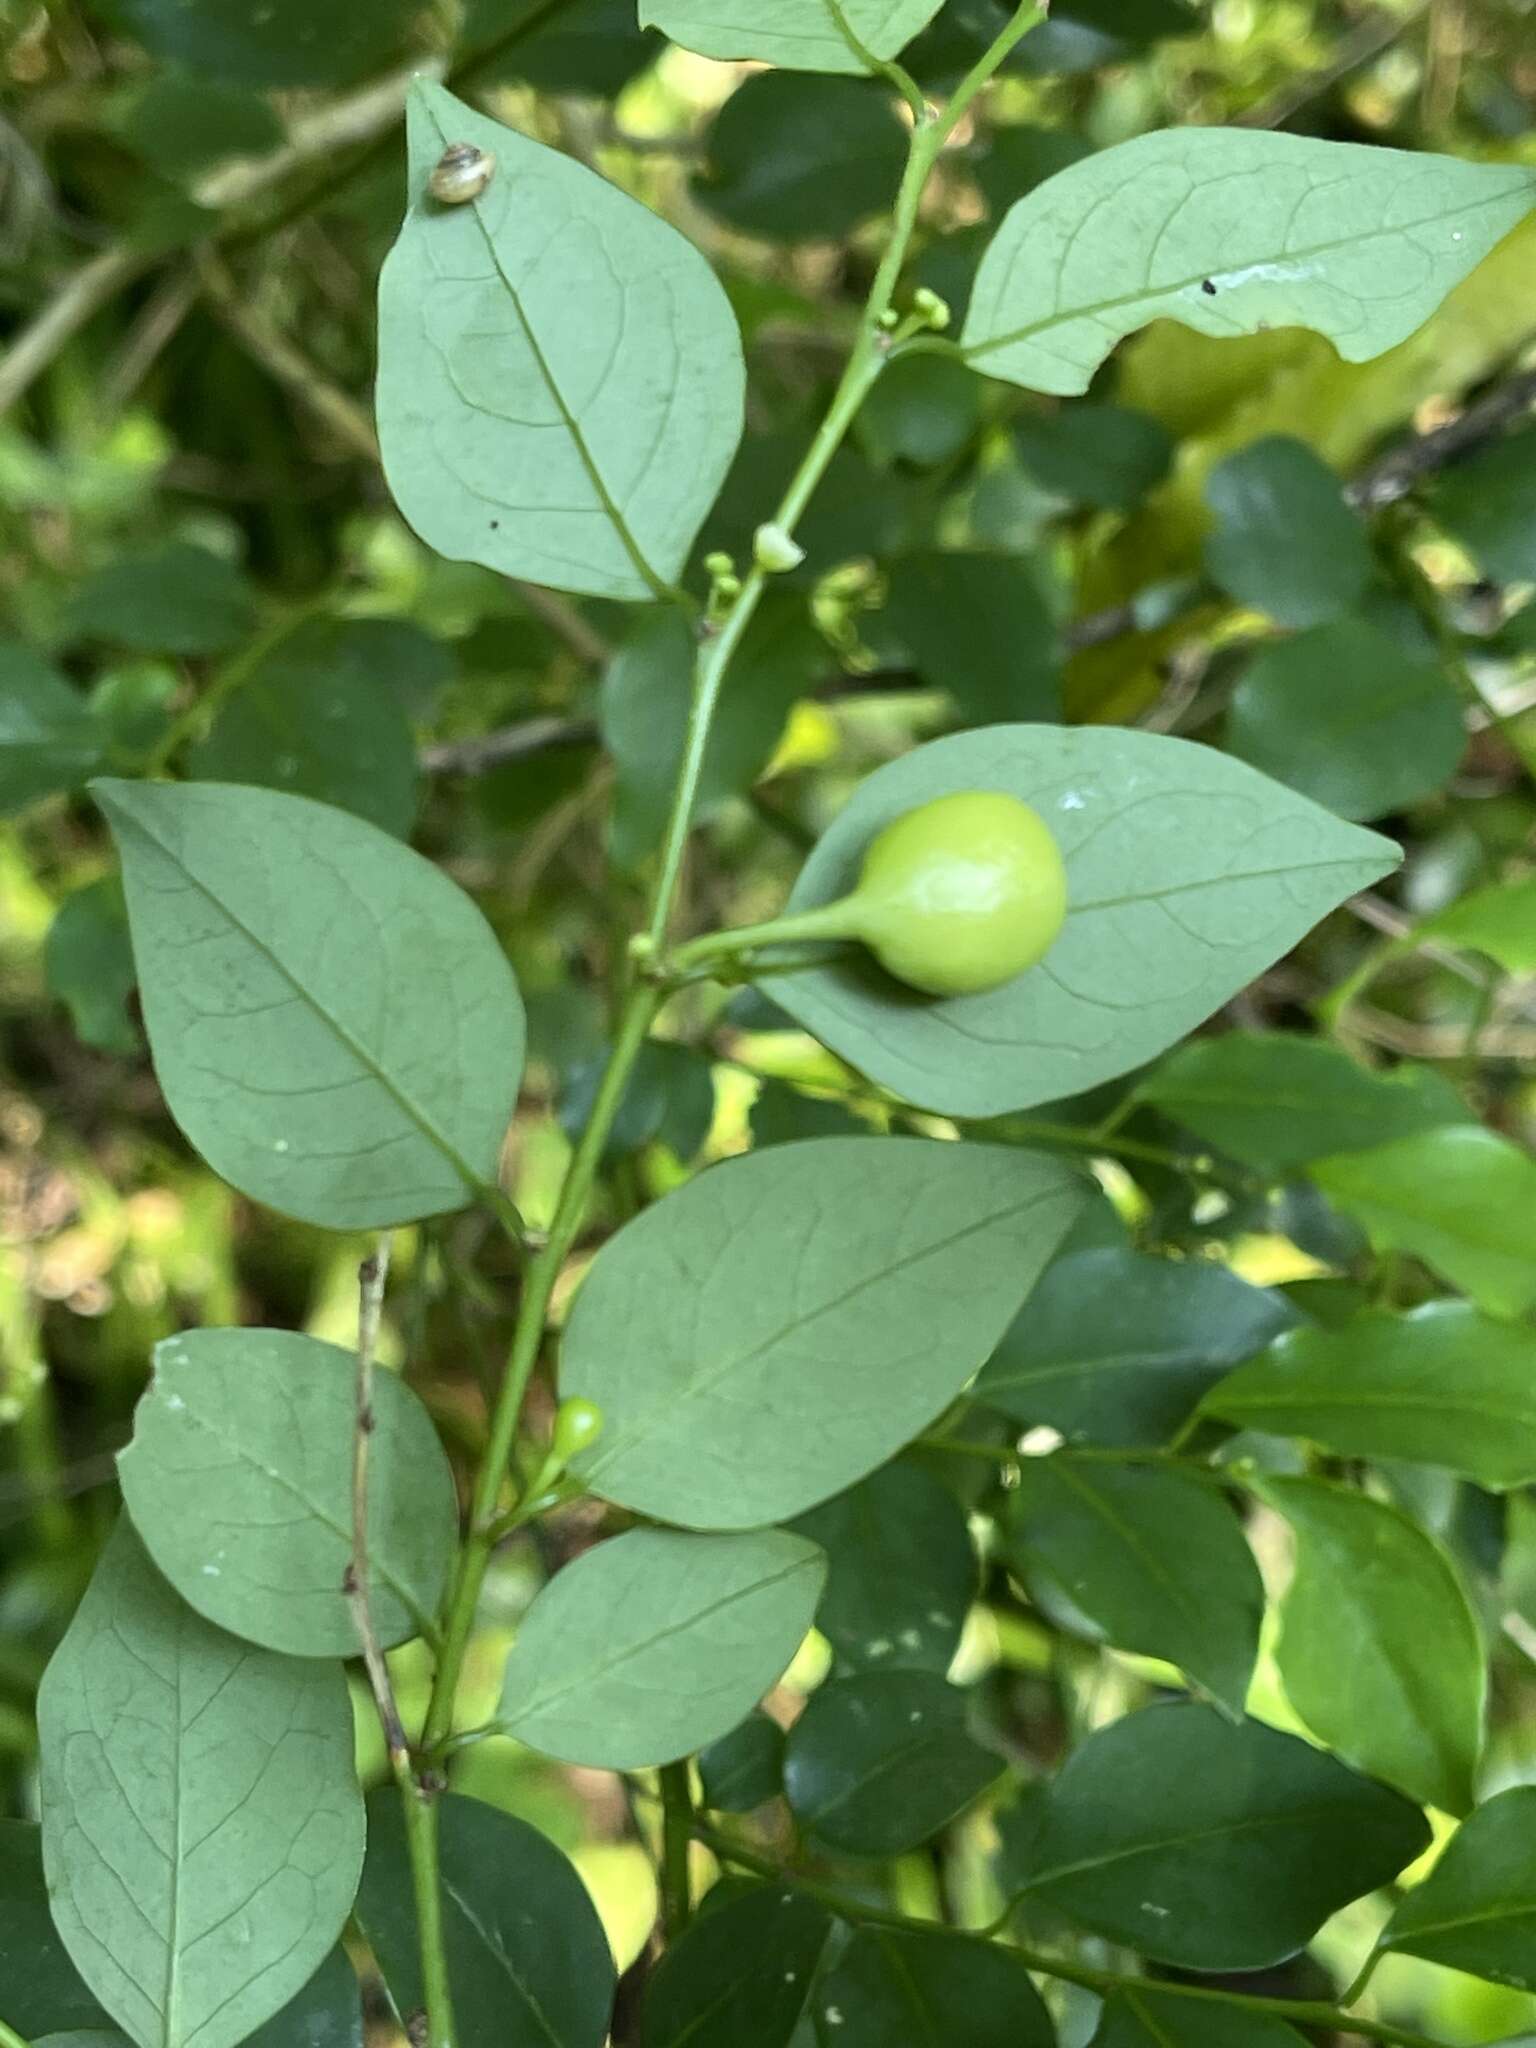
[
  {"left": 377, "top": 82, "right": 743, "bottom": 601},
  {"left": 564, "top": 1137, "right": 1086, "bottom": 1528},
  {"left": 762, "top": 725, "right": 1398, "bottom": 1118},
  {"left": 38, "top": 1524, "right": 364, "bottom": 2048},
  {"left": 638, "top": 0, "right": 942, "bottom": 72},
  {"left": 962, "top": 128, "right": 1536, "bottom": 395},
  {"left": 498, "top": 1527, "right": 825, "bottom": 1768},
  {"left": 96, "top": 778, "right": 524, "bottom": 1231},
  {"left": 119, "top": 1329, "right": 458, "bottom": 1658}
]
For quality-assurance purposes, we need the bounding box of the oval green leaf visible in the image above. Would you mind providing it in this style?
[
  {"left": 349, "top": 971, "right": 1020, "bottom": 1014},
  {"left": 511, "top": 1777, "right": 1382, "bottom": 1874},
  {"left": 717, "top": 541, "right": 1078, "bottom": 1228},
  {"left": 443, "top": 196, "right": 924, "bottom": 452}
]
[
  {"left": 119, "top": 1328, "right": 458, "bottom": 1658},
  {"left": 962, "top": 130, "right": 1536, "bottom": 395},
  {"left": 1205, "top": 1302, "right": 1536, "bottom": 1488},
  {"left": 760, "top": 725, "right": 1398, "bottom": 1117},
  {"left": 1382, "top": 1786, "right": 1536, "bottom": 1988},
  {"left": 95, "top": 777, "right": 524, "bottom": 1230},
  {"left": 37, "top": 1523, "right": 365, "bottom": 2048},
  {"left": 976, "top": 1245, "right": 1298, "bottom": 1447},
  {"left": 357, "top": 1790, "right": 613, "bottom": 2048},
  {"left": 377, "top": 82, "right": 743, "bottom": 602},
  {"left": 783, "top": 1671, "right": 1002, "bottom": 1857},
  {"left": 0, "top": 642, "right": 103, "bottom": 816},
  {"left": 1093, "top": 1992, "right": 1306, "bottom": 2047},
  {"left": 1312, "top": 1125, "right": 1536, "bottom": 1318},
  {"left": 497, "top": 1526, "right": 825, "bottom": 1768},
  {"left": 811, "top": 1926, "right": 1055, "bottom": 2047},
  {"left": 639, "top": 0, "right": 944, "bottom": 72},
  {"left": 1007, "top": 1455, "right": 1263, "bottom": 1717},
  {"left": 642, "top": 1886, "right": 836, "bottom": 2048},
  {"left": 1264, "top": 1477, "right": 1484, "bottom": 1815},
  {"left": 563, "top": 1136, "right": 1087, "bottom": 1528},
  {"left": 698, "top": 1712, "right": 786, "bottom": 1813},
  {"left": 1024, "top": 1701, "right": 1430, "bottom": 1970},
  {"left": 792, "top": 1462, "right": 976, "bottom": 1674}
]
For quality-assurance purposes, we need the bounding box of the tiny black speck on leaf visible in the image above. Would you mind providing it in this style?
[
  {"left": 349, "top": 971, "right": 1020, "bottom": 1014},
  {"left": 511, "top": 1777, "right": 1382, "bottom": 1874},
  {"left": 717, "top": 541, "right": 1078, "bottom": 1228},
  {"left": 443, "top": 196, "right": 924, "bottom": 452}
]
[{"left": 1201, "top": 279, "right": 1218, "bottom": 295}]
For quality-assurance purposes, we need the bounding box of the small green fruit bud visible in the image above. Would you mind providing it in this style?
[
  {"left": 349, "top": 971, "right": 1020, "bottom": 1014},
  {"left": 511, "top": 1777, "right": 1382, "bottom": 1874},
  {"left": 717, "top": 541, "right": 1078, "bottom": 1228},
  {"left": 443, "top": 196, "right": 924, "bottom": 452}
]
[
  {"left": 703, "top": 550, "right": 735, "bottom": 581},
  {"left": 753, "top": 523, "right": 806, "bottom": 574},
  {"left": 912, "top": 286, "right": 951, "bottom": 332},
  {"left": 551, "top": 1396, "right": 604, "bottom": 1464}
]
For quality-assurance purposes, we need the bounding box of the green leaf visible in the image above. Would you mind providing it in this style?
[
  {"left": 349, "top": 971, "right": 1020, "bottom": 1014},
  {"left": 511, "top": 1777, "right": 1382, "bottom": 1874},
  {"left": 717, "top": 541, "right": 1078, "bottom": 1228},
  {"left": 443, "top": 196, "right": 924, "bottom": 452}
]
[
  {"left": 37, "top": 1522, "right": 364, "bottom": 2048},
  {"left": 478, "top": 0, "right": 660, "bottom": 94},
  {"left": 1013, "top": 401, "right": 1172, "bottom": 511},
  {"left": 102, "top": 0, "right": 417, "bottom": 85},
  {"left": 96, "top": 777, "right": 524, "bottom": 1230},
  {"left": 560, "top": 1039, "right": 716, "bottom": 1165},
  {"left": 962, "top": 130, "right": 1536, "bottom": 395},
  {"left": 66, "top": 543, "right": 256, "bottom": 656},
  {"left": 1263, "top": 1477, "right": 1484, "bottom": 1815},
  {"left": 187, "top": 620, "right": 423, "bottom": 837},
  {"left": 497, "top": 1527, "right": 825, "bottom": 1768},
  {"left": 876, "top": 554, "right": 1060, "bottom": 723},
  {"left": 642, "top": 1886, "right": 835, "bottom": 2048},
  {"left": 1205, "top": 1302, "right": 1536, "bottom": 1489},
  {"left": 1092, "top": 1990, "right": 1306, "bottom": 2047},
  {"left": 563, "top": 1136, "right": 1087, "bottom": 1528},
  {"left": 357, "top": 1791, "right": 614, "bottom": 2048},
  {"left": 1203, "top": 438, "right": 1372, "bottom": 628},
  {"left": 1226, "top": 619, "right": 1465, "bottom": 822},
  {"left": 760, "top": 725, "right": 1398, "bottom": 1118},
  {"left": 792, "top": 1462, "right": 975, "bottom": 1674},
  {"left": 0, "top": 1821, "right": 110, "bottom": 2037},
  {"left": 1006, "top": 1455, "right": 1262, "bottom": 1716},
  {"left": 602, "top": 598, "right": 821, "bottom": 867},
  {"left": 639, "top": 0, "right": 944, "bottom": 72},
  {"left": 1382, "top": 1786, "right": 1536, "bottom": 1988},
  {"left": 377, "top": 82, "right": 743, "bottom": 602},
  {"left": 1313, "top": 1125, "right": 1536, "bottom": 1317},
  {"left": 783, "top": 1671, "right": 1001, "bottom": 1856},
  {"left": 1136, "top": 1033, "right": 1465, "bottom": 1175},
  {"left": 119, "top": 1327, "right": 458, "bottom": 1658},
  {"left": 0, "top": 641, "right": 104, "bottom": 815},
  {"left": 693, "top": 74, "right": 908, "bottom": 242},
  {"left": 699, "top": 1711, "right": 786, "bottom": 1812},
  {"left": 116, "top": 74, "right": 284, "bottom": 175},
  {"left": 245, "top": 1952, "right": 361, "bottom": 2048},
  {"left": 45, "top": 878, "right": 138, "bottom": 1055},
  {"left": 1024, "top": 1701, "right": 1430, "bottom": 1970},
  {"left": 1418, "top": 876, "right": 1536, "bottom": 973},
  {"left": 810, "top": 1926, "right": 1055, "bottom": 2047},
  {"left": 976, "top": 1246, "right": 1297, "bottom": 1447},
  {"left": 857, "top": 354, "right": 983, "bottom": 470},
  {"left": 1430, "top": 422, "right": 1536, "bottom": 583}
]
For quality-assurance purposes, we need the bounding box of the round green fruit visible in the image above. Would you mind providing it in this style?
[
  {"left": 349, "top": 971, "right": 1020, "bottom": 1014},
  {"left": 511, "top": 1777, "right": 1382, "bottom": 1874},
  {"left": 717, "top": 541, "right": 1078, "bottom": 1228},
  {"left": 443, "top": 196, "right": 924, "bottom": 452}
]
[
  {"left": 847, "top": 790, "right": 1069, "bottom": 996},
  {"left": 720, "top": 789, "right": 1069, "bottom": 998}
]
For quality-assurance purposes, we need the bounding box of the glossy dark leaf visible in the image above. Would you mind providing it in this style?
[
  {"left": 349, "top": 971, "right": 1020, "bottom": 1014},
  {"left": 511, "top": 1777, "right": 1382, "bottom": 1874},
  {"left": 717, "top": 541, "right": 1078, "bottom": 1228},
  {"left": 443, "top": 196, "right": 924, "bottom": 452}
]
[
  {"left": 1007, "top": 1455, "right": 1262, "bottom": 1715},
  {"left": 1024, "top": 1702, "right": 1430, "bottom": 1970},
  {"left": 811, "top": 1926, "right": 1055, "bottom": 2046},
  {"left": 65, "top": 543, "right": 255, "bottom": 655},
  {"left": 0, "top": 1821, "right": 110, "bottom": 2037},
  {"left": 699, "top": 1712, "right": 786, "bottom": 1812},
  {"left": 1092, "top": 1991, "right": 1306, "bottom": 2046},
  {"left": 694, "top": 75, "right": 907, "bottom": 241},
  {"left": 877, "top": 553, "right": 1061, "bottom": 722},
  {"left": 783, "top": 1672, "right": 1001, "bottom": 1857},
  {"left": 1383, "top": 1787, "right": 1536, "bottom": 1987},
  {"left": 358, "top": 1791, "right": 614, "bottom": 2048},
  {"left": 642, "top": 1886, "right": 836, "bottom": 2048},
  {"left": 976, "top": 1247, "right": 1297, "bottom": 1447},
  {"left": 1204, "top": 438, "right": 1372, "bottom": 627},
  {"left": 793, "top": 1462, "right": 975, "bottom": 1675}
]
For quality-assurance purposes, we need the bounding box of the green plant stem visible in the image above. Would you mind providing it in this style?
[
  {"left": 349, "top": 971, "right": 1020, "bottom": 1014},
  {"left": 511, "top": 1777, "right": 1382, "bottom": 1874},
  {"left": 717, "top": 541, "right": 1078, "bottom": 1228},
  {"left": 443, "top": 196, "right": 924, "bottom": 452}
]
[
  {"left": 1343, "top": 1943, "right": 1386, "bottom": 2007},
  {"left": 646, "top": 1, "right": 1046, "bottom": 955},
  {"left": 140, "top": 602, "right": 325, "bottom": 777},
  {"left": 0, "top": 2014, "right": 30, "bottom": 2048},
  {"left": 660, "top": 1762, "right": 695, "bottom": 1935},
  {"left": 694, "top": 1826, "right": 1443, "bottom": 2048},
  {"left": 400, "top": 1780, "right": 456, "bottom": 2045},
  {"left": 413, "top": 5, "right": 1051, "bottom": 2013}
]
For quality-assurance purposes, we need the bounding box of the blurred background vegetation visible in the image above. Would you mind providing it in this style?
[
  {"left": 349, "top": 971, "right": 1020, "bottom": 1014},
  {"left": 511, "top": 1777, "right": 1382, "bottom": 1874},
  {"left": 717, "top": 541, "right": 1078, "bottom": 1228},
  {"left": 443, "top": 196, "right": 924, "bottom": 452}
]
[{"left": 4, "top": 1, "right": 1536, "bottom": 2040}]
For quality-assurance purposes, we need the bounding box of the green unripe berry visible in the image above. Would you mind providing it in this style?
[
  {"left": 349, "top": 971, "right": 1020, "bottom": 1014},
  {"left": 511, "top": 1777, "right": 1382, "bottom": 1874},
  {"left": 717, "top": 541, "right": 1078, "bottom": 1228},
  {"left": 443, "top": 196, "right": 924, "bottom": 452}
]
[
  {"left": 848, "top": 791, "right": 1067, "bottom": 996},
  {"left": 551, "top": 1396, "right": 605, "bottom": 1464}
]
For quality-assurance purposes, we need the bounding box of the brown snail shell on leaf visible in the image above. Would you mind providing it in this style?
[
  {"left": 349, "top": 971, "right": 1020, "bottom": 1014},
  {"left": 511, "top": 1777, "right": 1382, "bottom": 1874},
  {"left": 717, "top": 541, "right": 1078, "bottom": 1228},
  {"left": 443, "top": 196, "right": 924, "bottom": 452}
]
[{"left": 429, "top": 142, "right": 495, "bottom": 205}]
